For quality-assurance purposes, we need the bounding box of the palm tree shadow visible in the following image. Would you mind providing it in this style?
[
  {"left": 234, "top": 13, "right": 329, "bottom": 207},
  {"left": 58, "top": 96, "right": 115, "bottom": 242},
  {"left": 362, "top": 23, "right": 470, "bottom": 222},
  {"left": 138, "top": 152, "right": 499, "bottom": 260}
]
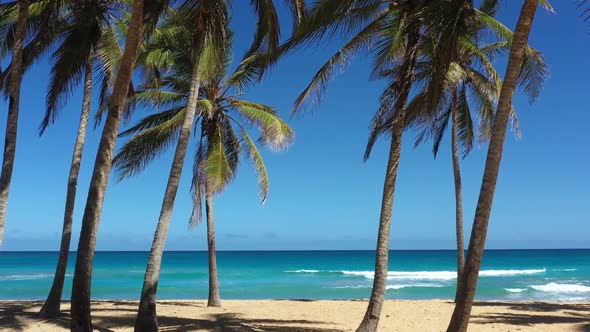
[
  {"left": 471, "top": 301, "right": 590, "bottom": 332},
  {"left": 0, "top": 301, "right": 70, "bottom": 330},
  {"left": 0, "top": 301, "right": 342, "bottom": 331},
  {"left": 157, "top": 313, "right": 342, "bottom": 332}
]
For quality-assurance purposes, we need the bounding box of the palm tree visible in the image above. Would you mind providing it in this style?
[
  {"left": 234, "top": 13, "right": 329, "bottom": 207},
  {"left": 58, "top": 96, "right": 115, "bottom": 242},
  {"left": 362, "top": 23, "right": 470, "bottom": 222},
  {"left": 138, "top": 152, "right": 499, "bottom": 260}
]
[
  {"left": 69, "top": 0, "right": 301, "bottom": 329},
  {"left": 282, "top": 1, "right": 435, "bottom": 330},
  {"left": 0, "top": 0, "right": 29, "bottom": 250},
  {"left": 0, "top": 0, "right": 66, "bottom": 249},
  {"left": 37, "top": 1, "right": 125, "bottom": 317},
  {"left": 0, "top": 0, "right": 65, "bottom": 93},
  {"left": 406, "top": 0, "right": 546, "bottom": 302},
  {"left": 112, "top": 12, "right": 293, "bottom": 330},
  {"left": 69, "top": 0, "right": 154, "bottom": 330},
  {"left": 446, "top": 0, "right": 551, "bottom": 331}
]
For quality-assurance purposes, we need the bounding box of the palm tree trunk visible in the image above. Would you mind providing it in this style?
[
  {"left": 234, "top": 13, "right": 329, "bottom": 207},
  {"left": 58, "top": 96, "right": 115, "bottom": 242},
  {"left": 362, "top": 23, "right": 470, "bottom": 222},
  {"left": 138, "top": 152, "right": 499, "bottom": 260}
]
[
  {"left": 450, "top": 92, "right": 465, "bottom": 303},
  {"left": 134, "top": 60, "right": 202, "bottom": 332},
  {"left": 70, "top": 1, "right": 144, "bottom": 331},
  {"left": 206, "top": 186, "right": 221, "bottom": 307},
  {"left": 0, "top": 0, "right": 29, "bottom": 250},
  {"left": 356, "top": 27, "right": 420, "bottom": 332},
  {"left": 39, "top": 61, "right": 93, "bottom": 319},
  {"left": 446, "top": 1, "right": 538, "bottom": 331}
]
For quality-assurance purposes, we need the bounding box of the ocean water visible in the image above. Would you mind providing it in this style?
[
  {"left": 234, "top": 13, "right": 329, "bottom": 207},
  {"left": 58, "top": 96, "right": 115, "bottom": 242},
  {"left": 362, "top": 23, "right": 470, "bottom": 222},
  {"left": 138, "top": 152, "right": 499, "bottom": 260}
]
[{"left": 0, "top": 250, "right": 589, "bottom": 302}]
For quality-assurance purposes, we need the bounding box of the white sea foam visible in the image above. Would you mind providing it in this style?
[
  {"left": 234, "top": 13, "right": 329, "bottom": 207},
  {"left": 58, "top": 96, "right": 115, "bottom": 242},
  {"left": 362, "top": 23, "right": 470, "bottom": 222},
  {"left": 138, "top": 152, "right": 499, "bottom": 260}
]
[
  {"left": 480, "top": 269, "right": 546, "bottom": 277},
  {"left": 286, "top": 268, "right": 546, "bottom": 283},
  {"left": 0, "top": 273, "right": 53, "bottom": 281},
  {"left": 530, "top": 283, "right": 590, "bottom": 293},
  {"left": 505, "top": 288, "right": 527, "bottom": 293},
  {"left": 337, "top": 269, "right": 545, "bottom": 280},
  {"left": 334, "top": 283, "right": 444, "bottom": 290},
  {"left": 386, "top": 283, "right": 445, "bottom": 290},
  {"left": 337, "top": 270, "right": 456, "bottom": 280},
  {"left": 554, "top": 268, "right": 577, "bottom": 272}
]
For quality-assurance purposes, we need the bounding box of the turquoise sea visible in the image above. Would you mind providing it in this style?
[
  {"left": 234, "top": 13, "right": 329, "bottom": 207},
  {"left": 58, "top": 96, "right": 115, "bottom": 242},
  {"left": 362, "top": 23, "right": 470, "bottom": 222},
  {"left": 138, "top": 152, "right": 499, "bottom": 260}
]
[{"left": 1, "top": 250, "right": 589, "bottom": 301}]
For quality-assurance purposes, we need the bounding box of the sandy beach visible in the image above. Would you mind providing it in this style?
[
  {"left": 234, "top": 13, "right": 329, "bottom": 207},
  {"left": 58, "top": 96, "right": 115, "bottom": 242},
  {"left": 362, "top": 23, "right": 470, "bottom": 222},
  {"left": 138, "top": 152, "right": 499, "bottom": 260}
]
[{"left": 0, "top": 299, "right": 588, "bottom": 331}]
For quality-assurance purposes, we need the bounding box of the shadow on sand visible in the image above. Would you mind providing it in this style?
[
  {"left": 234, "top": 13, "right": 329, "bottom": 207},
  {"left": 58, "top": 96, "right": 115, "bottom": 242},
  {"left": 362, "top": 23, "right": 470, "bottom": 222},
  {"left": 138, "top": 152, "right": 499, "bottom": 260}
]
[
  {"left": 0, "top": 301, "right": 342, "bottom": 332},
  {"left": 471, "top": 301, "right": 590, "bottom": 332}
]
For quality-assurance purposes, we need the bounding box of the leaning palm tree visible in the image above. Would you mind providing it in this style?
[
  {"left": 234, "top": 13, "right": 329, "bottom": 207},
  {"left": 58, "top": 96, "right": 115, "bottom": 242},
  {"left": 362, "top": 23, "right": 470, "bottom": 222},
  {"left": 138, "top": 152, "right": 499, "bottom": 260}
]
[
  {"left": 68, "top": 0, "right": 162, "bottom": 330},
  {"left": 446, "top": 0, "right": 551, "bottom": 331},
  {"left": 0, "top": 0, "right": 66, "bottom": 249},
  {"left": 113, "top": 13, "right": 293, "bottom": 330},
  {"left": 36, "top": 1, "right": 125, "bottom": 317},
  {"left": 406, "top": 0, "right": 546, "bottom": 302},
  {"left": 282, "top": 1, "right": 433, "bottom": 330},
  {"left": 70, "top": 0, "right": 303, "bottom": 328},
  {"left": 0, "top": 0, "right": 29, "bottom": 250}
]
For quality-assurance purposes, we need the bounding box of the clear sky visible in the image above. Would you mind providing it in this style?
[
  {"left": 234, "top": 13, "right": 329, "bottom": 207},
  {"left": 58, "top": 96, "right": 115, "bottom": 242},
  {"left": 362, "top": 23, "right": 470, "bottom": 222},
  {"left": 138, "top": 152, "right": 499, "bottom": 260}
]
[{"left": 1, "top": 1, "right": 588, "bottom": 251}]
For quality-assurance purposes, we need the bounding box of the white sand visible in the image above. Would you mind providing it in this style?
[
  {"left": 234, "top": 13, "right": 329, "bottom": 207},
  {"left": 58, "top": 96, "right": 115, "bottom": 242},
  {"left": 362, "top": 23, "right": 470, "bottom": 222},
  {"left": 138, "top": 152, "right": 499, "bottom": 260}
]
[{"left": 1, "top": 300, "right": 588, "bottom": 331}]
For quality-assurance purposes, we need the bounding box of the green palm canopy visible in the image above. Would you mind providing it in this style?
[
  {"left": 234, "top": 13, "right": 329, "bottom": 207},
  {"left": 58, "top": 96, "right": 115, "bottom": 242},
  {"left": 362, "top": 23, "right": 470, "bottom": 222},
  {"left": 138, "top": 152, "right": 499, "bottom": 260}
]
[{"left": 113, "top": 12, "right": 294, "bottom": 227}]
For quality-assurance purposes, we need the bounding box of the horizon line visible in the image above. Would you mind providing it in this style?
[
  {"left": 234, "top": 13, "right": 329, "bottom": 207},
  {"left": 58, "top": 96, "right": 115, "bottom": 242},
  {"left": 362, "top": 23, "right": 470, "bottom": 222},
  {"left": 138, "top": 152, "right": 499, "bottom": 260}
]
[{"left": 1, "top": 248, "right": 589, "bottom": 253}]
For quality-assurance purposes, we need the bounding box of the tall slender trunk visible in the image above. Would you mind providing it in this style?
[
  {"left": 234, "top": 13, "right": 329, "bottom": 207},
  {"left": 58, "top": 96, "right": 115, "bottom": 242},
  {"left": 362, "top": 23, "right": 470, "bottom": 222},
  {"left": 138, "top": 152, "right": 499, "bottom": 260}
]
[
  {"left": 70, "top": 1, "right": 144, "bottom": 331},
  {"left": 206, "top": 187, "right": 221, "bottom": 307},
  {"left": 0, "top": 0, "right": 29, "bottom": 250},
  {"left": 446, "top": 1, "right": 538, "bottom": 331},
  {"left": 356, "top": 27, "right": 420, "bottom": 332},
  {"left": 39, "top": 62, "right": 93, "bottom": 319},
  {"left": 450, "top": 92, "right": 464, "bottom": 303},
  {"left": 134, "top": 59, "right": 202, "bottom": 332}
]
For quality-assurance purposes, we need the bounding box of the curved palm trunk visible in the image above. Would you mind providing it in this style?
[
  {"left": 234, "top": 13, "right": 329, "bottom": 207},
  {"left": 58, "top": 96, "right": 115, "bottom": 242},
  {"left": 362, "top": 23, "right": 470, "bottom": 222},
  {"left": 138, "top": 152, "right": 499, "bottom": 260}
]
[
  {"left": 39, "top": 62, "right": 93, "bottom": 319},
  {"left": 0, "top": 0, "right": 29, "bottom": 250},
  {"left": 206, "top": 187, "right": 221, "bottom": 307},
  {"left": 356, "top": 29, "right": 420, "bottom": 332},
  {"left": 134, "top": 62, "right": 201, "bottom": 332},
  {"left": 451, "top": 93, "right": 465, "bottom": 303},
  {"left": 446, "top": 1, "right": 538, "bottom": 331},
  {"left": 70, "top": 1, "right": 144, "bottom": 331}
]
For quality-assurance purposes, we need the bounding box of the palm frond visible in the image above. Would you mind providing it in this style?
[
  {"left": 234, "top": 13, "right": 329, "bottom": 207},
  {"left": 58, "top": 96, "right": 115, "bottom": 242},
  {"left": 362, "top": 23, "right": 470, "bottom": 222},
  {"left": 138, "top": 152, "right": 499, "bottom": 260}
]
[
  {"left": 518, "top": 46, "right": 548, "bottom": 103},
  {"left": 233, "top": 100, "right": 294, "bottom": 151},
  {"left": 431, "top": 104, "right": 452, "bottom": 158},
  {"left": 189, "top": 135, "right": 207, "bottom": 228},
  {"left": 119, "top": 107, "right": 185, "bottom": 137},
  {"left": 456, "top": 84, "right": 475, "bottom": 157},
  {"left": 41, "top": 13, "right": 103, "bottom": 133},
  {"left": 204, "top": 120, "right": 235, "bottom": 194},
  {"left": 284, "top": 0, "right": 307, "bottom": 30},
  {"left": 239, "top": 126, "right": 269, "bottom": 204},
  {"left": 245, "top": 0, "right": 280, "bottom": 58},
  {"left": 113, "top": 108, "right": 186, "bottom": 180},
  {"left": 293, "top": 11, "right": 387, "bottom": 113}
]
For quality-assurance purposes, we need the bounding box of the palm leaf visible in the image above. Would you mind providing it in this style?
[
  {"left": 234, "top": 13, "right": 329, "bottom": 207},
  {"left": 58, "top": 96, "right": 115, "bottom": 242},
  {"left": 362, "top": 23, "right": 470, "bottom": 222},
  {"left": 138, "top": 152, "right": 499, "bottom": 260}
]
[
  {"left": 204, "top": 120, "right": 234, "bottom": 194},
  {"left": 240, "top": 126, "right": 269, "bottom": 204},
  {"left": 233, "top": 100, "right": 294, "bottom": 151},
  {"left": 293, "top": 10, "right": 387, "bottom": 113},
  {"left": 189, "top": 135, "right": 207, "bottom": 228},
  {"left": 113, "top": 108, "right": 186, "bottom": 180}
]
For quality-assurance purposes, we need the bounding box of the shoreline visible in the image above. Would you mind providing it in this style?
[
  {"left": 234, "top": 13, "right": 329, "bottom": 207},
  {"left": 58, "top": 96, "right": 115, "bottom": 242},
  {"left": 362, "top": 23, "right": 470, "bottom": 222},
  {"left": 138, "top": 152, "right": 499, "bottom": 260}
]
[{"left": 1, "top": 299, "right": 588, "bottom": 331}]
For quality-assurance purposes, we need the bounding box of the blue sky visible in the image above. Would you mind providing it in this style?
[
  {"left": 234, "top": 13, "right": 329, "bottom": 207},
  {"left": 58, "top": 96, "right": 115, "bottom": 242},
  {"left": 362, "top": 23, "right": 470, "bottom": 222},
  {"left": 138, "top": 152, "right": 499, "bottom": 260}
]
[{"left": 1, "top": 1, "right": 588, "bottom": 251}]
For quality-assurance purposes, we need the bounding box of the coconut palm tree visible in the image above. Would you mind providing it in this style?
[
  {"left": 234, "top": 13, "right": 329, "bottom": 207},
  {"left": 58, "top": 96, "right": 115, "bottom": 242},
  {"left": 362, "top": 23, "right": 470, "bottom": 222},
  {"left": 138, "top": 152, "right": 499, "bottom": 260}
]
[
  {"left": 35, "top": 1, "right": 125, "bottom": 317},
  {"left": 0, "top": 0, "right": 69, "bottom": 250},
  {"left": 112, "top": 14, "right": 293, "bottom": 330},
  {"left": 282, "top": 1, "right": 433, "bottom": 330},
  {"left": 69, "top": 0, "right": 154, "bottom": 330},
  {"left": 0, "top": 0, "right": 65, "bottom": 94},
  {"left": 406, "top": 0, "right": 547, "bottom": 302},
  {"left": 0, "top": 0, "right": 29, "bottom": 250},
  {"left": 446, "top": 1, "right": 551, "bottom": 331},
  {"left": 70, "top": 0, "right": 302, "bottom": 329}
]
